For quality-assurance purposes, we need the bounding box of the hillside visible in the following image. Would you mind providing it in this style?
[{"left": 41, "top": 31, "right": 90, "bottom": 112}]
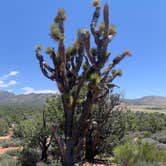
[
  {"left": 126, "top": 96, "right": 166, "bottom": 106},
  {"left": 1, "top": 91, "right": 166, "bottom": 108},
  {"left": 0, "top": 91, "right": 54, "bottom": 107}
]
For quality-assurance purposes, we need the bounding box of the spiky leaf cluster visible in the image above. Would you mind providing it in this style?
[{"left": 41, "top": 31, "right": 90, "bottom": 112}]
[
  {"left": 112, "top": 69, "right": 122, "bottom": 77},
  {"left": 54, "top": 9, "right": 66, "bottom": 23},
  {"left": 90, "top": 73, "right": 101, "bottom": 84},
  {"left": 50, "top": 24, "right": 62, "bottom": 41},
  {"left": 46, "top": 47, "right": 53, "bottom": 55},
  {"left": 36, "top": 45, "right": 42, "bottom": 51},
  {"left": 93, "top": 0, "right": 100, "bottom": 7},
  {"left": 109, "top": 25, "right": 116, "bottom": 35}
]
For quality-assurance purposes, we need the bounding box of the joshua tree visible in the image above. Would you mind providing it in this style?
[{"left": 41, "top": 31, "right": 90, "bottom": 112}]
[{"left": 35, "top": 0, "right": 131, "bottom": 165}]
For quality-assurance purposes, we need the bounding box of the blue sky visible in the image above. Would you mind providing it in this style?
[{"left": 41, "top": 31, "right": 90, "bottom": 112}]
[{"left": 0, "top": 0, "right": 165, "bottom": 99}]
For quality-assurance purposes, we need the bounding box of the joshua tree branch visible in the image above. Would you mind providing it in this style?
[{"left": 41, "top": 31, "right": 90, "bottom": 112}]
[
  {"left": 36, "top": 51, "right": 55, "bottom": 80},
  {"left": 102, "top": 50, "right": 131, "bottom": 80}
]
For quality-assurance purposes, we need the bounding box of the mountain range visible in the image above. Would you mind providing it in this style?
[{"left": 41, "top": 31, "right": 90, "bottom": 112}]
[
  {"left": 0, "top": 91, "right": 166, "bottom": 106},
  {"left": 125, "top": 96, "right": 166, "bottom": 106},
  {"left": 0, "top": 91, "right": 54, "bottom": 107}
]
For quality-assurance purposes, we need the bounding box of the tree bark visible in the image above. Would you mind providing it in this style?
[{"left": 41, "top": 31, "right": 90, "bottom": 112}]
[
  {"left": 62, "top": 145, "right": 74, "bottom": 166},
  {"left": 85, "top": 130, "right": 96, "bottom": 161},
  {"left": 41, "top": 139, "right": 48, "bottom": 162},
  {"left": 41, "top": 146, "right": 48, "bottom": 162},
  {"left": 65, "top": 111, "right": 73, "bottom": 142},
  {"left": 63, "top": 105, "right": 75, "bottom": 166}
]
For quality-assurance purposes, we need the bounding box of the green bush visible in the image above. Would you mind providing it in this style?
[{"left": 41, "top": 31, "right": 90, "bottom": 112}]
[
  {"left": 36, "top": 160, "right": 61, "bottom": 166},
  {"left": 18, "top": 148, "right": 40, "bottom": 166},
  {"left": 113, "top": 141, "right": 166, "bottom": 166},
  {"left": 0, "top": 159, "right": 20, "bottom": 166},
  {"left": 5, "top": 149, "right": 21, "bottom": 156},
  {"left": 113, "top": 142, "right": 138, "bottom": 166},
  {"left": 136, "top": 161, "right": 165, "bottom": 166},
  {"left": 0, "top": 119, "right": 8, "bottom": 136},
  {"left": 0, "top": 154, "right": 11, "bottom": 160},
  {"left": 0, "top": 154, "right": 20, "bottom": 166},
  {"left": 13, "top": 120, "right": 36, "bottom": 139},
  {"left": 0, "top": 138, "right": 23, "bottom": 148}
]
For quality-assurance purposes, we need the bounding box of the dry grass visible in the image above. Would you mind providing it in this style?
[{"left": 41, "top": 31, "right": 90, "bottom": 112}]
[{"left": 127, "top": 105, "right": 166, "bottom": 114}]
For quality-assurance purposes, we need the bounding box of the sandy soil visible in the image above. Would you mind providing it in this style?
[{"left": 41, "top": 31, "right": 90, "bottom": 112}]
[{"left": 0, "top": 135, "right": 10, "bottom": 140}]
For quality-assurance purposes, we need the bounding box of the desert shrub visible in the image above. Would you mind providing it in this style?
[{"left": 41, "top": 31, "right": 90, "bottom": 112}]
[
  {"left": 136, "top": 161, "right": 165, "bottom": 166},
  {"left": 0, "top": 119, "right": 8, "bottom": 136},
  {"left": 113, "top": 141, "right": 138, "bottom": 166},
  {"left": 151, "top": 130, "right": 166, "bottom": 144},
  {"left": 124, "top": 111, "right": 166, "bottom": 133},
  {"left": 13, "top": 119, "right": 37, "bottom": 139},
  {"left": 48, "top": 160, "right": 61, "bottom": 166},
  {"left": 142, "top": 137, "right": 166, "bottom": 151},
  {"left": 113, "top": 141, "right": 166, "bottom": 166},
  {"left": 0, "top": 154, "right": 11, "bottom": 160},
  {"left": 0, "top": 154, "right": 20, "bottom": 166},
  {"left": 18, "top": 148, "right": 40, "bottom": 166},
  {"left": 0, "top": 138, "right": 23, "bottom": 148},
  {"left": 36, "top": 160, "right": 61, "bottom": 166},
  {"left": 94, "top": 110, "right": 166, "bottom": 156},
  {"left": 0, "top": 159, "right": 20, "bottom": 166},
  {"left": 5, "top": 149, "right": 21, "bottom": 156}
]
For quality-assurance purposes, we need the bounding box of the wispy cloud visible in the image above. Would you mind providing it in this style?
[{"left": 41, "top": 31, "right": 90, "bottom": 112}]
[
  {"left": 22, "top": 87, "right": 57, "bottom": 94},
  {"left": 2, "top": 71, "right": 19, "bottom": 80},
  {"left": 8, "top": 80, "right": 17, "bottom": 85},
  {"left": 0, "top": 80, "right": 17, "bottom": 88},
  {"left": 0, "top": 71, "right": 19, "bottom": 89}
]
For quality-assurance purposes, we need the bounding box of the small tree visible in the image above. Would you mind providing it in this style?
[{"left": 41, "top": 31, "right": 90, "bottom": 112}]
[
  {"left": 29, "top": 109, "right": 52, "bottom": 162},
  {"left": 35, "top": 0, "right": 131, "bottom": 165},
  {"left": 84, "top": 93, "right": 123, "bottom": 160},
  {"left": 29, "top": 96, "right": 63, "bottom": 162}
]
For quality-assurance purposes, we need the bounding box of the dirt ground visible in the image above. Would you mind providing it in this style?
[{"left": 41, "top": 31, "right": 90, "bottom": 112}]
[
  {"left": 75, "top": 161, "right": 119, "bottom": 166},
  {"left": 0, "top": 126, "right": 22, "bottom": 155}
]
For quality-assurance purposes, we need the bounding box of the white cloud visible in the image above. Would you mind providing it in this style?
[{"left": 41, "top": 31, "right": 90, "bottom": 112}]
[
  {"left": 8, "top": 71, "right": 19, "bottom": 76},
  {"left": 3, "top": 71, "right": 19, "bottom": 80},
  {"left": 8, "top": 80, "right": 17, "bottom": 85},
  {"left": 22, "top": 87, "right": 57, "bottom": 94},
  {"left": 0, "top": 71, "right": 19, "bottom": 89},
  {"left": 0, "top": 81, "right": 4, "bottom": 84},
  {"left": 0, "top": 80, "right": 17, "bottom": 88},
  {"left": 0, "top": 80, "right": 7, "bottom": 88}
]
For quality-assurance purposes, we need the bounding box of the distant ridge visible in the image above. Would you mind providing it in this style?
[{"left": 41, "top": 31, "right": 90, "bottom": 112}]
[
  {"left": 126, "top": 96, "right": 166, "bottom": 106},
  {"left": 1, "top": 91, "right": 166, "bottom": 107},
  {"left": 0, "top": 91, "right": 54, "bottom": 107}
]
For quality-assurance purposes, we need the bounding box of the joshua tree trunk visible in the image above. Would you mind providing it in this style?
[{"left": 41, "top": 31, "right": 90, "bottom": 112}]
[
  {"left": 85, "top": 129, "right": 98, "bottom": 161},
  {"left": 63, "top": 145, "right": 74, "bottom": 166},
  {"left": 61, "top": 103, "right": 75, "bottom": 165},
  {"left": 64, "top": 111, "right": 73, "bottom": 142}
]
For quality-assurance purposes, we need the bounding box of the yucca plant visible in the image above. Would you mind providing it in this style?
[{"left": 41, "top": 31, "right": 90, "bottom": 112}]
[{"left": 35, "top": 0, "right": 131, "bottom": 165}]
